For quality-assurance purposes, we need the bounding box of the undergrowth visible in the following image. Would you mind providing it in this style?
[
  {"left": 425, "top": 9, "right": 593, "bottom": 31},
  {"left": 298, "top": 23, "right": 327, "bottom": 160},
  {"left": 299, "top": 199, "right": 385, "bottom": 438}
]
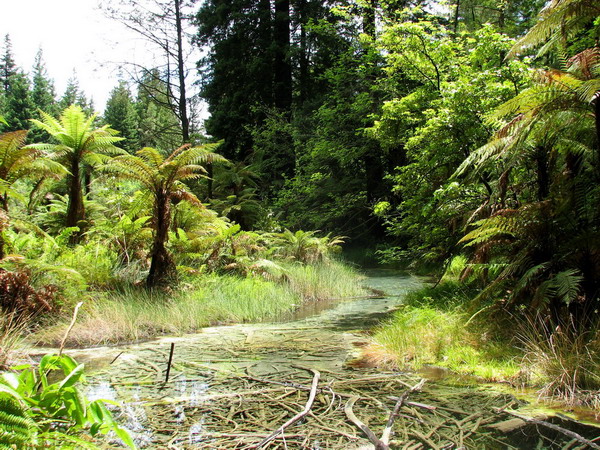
[{"left": 369, "top": 260, "right": 600, "bottom": 407}]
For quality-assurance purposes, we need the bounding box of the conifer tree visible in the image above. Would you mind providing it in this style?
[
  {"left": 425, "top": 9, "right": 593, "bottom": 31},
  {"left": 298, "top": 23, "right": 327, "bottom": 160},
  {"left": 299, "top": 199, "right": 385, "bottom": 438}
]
[
  {"left": 104, "top": 81, "right": 139, "bottom": 153},
  {"left": 4, "top": 72, "right": 34, "bottom": 131},
  {"left": 0, "top": 35, "right": 17, "bottom": 93},
  {"left": 30, "top": 49, "right": 57, "bottom": 115}
]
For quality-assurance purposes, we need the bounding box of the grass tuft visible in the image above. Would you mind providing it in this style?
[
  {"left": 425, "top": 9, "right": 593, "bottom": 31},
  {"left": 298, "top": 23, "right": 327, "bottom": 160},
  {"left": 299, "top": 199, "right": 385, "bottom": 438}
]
[
  {"left": 0, "top": 313, "right": 29, "bottom": 369},
  {"left": 518, "top": 316, "right": 600, "bottom": 405},
  {"left": 367, "top": 282, "right": 520, "bottom": 382},
  {"left": 35, "top": 260, "right": 365, "bottom": 347}
]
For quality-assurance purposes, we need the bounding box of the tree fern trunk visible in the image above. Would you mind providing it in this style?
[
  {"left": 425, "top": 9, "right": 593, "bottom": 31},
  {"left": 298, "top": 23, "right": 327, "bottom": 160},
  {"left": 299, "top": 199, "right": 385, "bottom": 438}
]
[
  {"left": 147, "top": 190, "right": 175, "bottom": 288},
  {"left": 66, "top": 157, "right": 84, "bottom": 244}
]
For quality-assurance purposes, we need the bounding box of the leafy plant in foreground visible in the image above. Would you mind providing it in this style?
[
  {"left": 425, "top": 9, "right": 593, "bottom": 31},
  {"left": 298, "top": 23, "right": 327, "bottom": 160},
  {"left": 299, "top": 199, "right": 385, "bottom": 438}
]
[{"left": 0, "top": 353, "right": 135, "bottom": 449}]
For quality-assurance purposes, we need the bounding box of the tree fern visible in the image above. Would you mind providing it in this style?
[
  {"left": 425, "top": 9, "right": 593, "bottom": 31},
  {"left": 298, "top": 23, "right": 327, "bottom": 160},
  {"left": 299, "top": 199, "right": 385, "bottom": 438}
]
[
  {"left": 29, "top": 105, "right": 125, "bottom": 238},
  {"left": 508, "top": 0, "right": 600, "bottom": 58},
  {"left": 105, "top": 143, "right": 226, "bottom": 287}
]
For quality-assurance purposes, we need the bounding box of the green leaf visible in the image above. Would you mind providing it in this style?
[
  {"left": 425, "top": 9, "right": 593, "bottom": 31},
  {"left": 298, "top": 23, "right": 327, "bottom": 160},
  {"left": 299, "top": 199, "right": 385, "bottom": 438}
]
[{"left": 58, "top": 364, "right": 85, "bottom": 390}]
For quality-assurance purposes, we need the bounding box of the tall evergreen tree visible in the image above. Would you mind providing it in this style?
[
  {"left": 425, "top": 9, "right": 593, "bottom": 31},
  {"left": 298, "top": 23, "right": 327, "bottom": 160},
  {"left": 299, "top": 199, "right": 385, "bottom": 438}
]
[
  {"left": 104, "top": 81, "right": 139, "bottom": 153},
  {"left": 30, "top": 49, "right": 56, "bottom": 114},
  {"left": 30, "top": 49, "right": 57, "bottom": 141},
  {"left": 196, "top": 0, "right": 275, "bottom": 160},
  {"left": 4, "top": 72, "right": 34, "bottom": 131},
  {"left": 0, "top": 35, "right": 17, "bottom": 93}
]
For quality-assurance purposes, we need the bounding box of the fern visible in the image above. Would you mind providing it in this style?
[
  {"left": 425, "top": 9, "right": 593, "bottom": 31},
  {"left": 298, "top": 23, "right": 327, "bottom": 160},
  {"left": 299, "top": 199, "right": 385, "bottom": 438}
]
[{"left": 0, "top": 395, "right": 36, "bottom": 448}]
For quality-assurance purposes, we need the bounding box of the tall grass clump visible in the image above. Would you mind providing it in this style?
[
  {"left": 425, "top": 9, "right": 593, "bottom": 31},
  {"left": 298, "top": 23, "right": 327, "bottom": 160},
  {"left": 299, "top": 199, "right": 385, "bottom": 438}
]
[
  {"left": 0, "top": 313, "right": 28, "bottom": 369},
  {"left": 519, "top": 316, "right": 600, "bottom": 405},
  {"left": 36, "top": 273, "right": 302, "bottom": 347},
  {"left": 368, "top": 281, "right": 520, "bottom": 381},
  {"left": 283, "top": 260, "right": 366, "bottom": 300},
  {"left": 370, "top": 306, "right": 467, "bottom": 367},
  {"left": 36, "top": 258, "right": 366, "bottom": 347}
]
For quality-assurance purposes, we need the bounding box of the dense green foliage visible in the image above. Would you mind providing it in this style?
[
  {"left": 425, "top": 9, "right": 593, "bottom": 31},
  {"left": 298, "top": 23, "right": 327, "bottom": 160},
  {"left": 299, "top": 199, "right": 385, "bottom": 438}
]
[
  {"left": 1, "top": 0, "right": 600, "bottom": 406},
  {"left": 0, "top": 353, "right": 134, "bottom": 448}
]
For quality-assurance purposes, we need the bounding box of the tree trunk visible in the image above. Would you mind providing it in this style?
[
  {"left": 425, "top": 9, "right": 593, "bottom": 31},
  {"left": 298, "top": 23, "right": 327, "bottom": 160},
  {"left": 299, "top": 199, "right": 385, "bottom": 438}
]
[
  {"left": 147, "top": 190, "right": 175, "bottom": 288},
  {"left": 363, "top": 0, "right": 376, "bottom": 38},
  {"left": 594, "top": 94, "right": 600, "bottom": 180},
  {"left": 206, "top": 162, "right": 213, "bottom": 200},
  {"left": 66, "top": 157, "right": 84, "bottom": 243},
  {"left": 175, "top": 0, "right": 190, "bottom": 143},
  {"left": 273, "top": 0, "right": 292, "bottom": 112},
  {"left": 535, "top": 147, "right": 549, "bottom": 201},
  {"left": 298, "top": 0, "right": 308, "bottom": 104},
  {"left": 84, "top": 165, "right": 92, "bottom": 197},
  {"left": 453, "top": 0, "right": 460, "bottom": 33},
  {"left": 0, "top": 208, "right": 7, "bottom": 260}
]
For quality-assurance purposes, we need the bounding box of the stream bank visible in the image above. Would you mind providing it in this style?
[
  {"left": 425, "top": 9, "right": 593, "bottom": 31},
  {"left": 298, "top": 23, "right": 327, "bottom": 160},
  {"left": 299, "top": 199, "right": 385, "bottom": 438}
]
[{"left": 62, "top": 270, "right": 600, "bottom": 448}]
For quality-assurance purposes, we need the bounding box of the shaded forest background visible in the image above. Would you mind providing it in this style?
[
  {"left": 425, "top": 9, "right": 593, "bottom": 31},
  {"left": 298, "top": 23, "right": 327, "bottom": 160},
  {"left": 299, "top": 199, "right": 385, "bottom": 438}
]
[{"left": 1, "top": 0, "right": 599, "bottom": 332}]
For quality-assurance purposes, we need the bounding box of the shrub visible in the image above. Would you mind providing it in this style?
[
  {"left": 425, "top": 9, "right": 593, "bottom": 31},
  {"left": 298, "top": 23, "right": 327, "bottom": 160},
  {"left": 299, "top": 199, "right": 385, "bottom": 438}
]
[{"left": 0, "top": 269, "right": 56, "bottom": 316}]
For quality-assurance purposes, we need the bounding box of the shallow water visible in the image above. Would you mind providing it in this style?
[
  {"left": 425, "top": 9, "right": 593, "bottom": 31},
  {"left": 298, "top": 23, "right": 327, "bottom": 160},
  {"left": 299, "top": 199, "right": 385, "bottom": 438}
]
[{"left": 66, "top": 270, "right": 600, "bottom": 448}]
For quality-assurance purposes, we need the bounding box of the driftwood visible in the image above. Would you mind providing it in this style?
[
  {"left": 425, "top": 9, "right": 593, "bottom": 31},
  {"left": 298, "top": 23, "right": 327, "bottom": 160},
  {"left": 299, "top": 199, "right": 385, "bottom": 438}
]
[
  {"left": 382, "top": 379, "right": 426, "bottom": 445},
  {"left": 345, "top": 379, "right": 426, "bottom": 449},
  {"left": 345, "top": 395, "right": 389, "bottom": 449},
  {"left": 253, "top": 368, "right": 321, "bottom": 448},
  {"left": 91, "top": 336, "right": 600, "bottom": 450}
]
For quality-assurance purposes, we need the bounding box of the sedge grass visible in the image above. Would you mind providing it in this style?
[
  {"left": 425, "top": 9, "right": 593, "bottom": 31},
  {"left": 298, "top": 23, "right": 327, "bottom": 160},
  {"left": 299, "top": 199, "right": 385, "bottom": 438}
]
[
  {"left": 282, "top": 260, "right": 366, "bottom": 301},
  {"left": 367, "top": 282, "right": 520, "bottom": 382},
  {"left": 518, "top": 315, "right": 600, "bottom": 405},
  {"left": 0, "top": 313, "right": 30, "bottom": 369},
  {"left": 35, "top": 260, "right": 366, "bottom": 347}
]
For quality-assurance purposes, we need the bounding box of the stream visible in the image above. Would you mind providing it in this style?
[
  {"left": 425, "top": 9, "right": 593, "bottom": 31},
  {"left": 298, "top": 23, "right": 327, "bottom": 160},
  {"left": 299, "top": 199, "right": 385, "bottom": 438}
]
[{"left": 66, "top": 269, "right": 600, "bottom": 449}]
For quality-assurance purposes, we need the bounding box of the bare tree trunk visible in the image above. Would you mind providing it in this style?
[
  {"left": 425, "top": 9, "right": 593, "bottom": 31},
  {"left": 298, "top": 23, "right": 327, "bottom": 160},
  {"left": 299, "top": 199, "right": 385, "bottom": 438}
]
[
  {"left": 274, "top": 0, "right": 292, "bottom": 112},
  {"left": 453, "top": 0, "right": 460, "bottom": 33},
  {"left": 298, "top": 0, "right": 308, "bottom": 104},
  {"left": 594, "top": 94, "right": 600, "bottom": 179},
  {"left": 535, "top": 147, "right": 549, "bottom": 201},
  {"left": 175, "top": 0, "right": 190, "bottom": 143},
  {"left": 0, "top": 208, "right": 7, "bottom": 260}
]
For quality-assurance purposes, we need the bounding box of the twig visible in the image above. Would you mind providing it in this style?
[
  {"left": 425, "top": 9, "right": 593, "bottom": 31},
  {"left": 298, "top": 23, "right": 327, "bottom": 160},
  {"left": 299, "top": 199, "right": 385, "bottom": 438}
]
[
  {"left": 253, "top": 369, "right": 321, "bottom": 448},
  {"left": 165, "top": 342, "right": 175, "bottom": 383},
  {"left": 58, "top": 301, "right": 83, "bottom": 356},
  {"left": 110, "top": 351, "right": 124, "bottom": 365},
  {"left": 381, "top": 379, "right": 426, "bottom": 446},
  {"left": 345, "top": 396, "right": 389, "bottom": 449},
  {"left": 410, "top": 430, "right": 440, "bottom": 450}
]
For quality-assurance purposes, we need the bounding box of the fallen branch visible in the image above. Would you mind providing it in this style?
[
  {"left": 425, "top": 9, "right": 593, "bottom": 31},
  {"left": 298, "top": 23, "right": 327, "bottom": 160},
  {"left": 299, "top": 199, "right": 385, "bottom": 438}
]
[
  {"left": 345, "top": 396, "right": 389, "bottom": 450},
  {"left": 381, "top": 379, "right": 426, "bottom": 445},
  {"left": 501, "top": 410, "right": 600, "bottom": 450},
  {"left": 58, "top": 301, "right": 83, "bottom": 356},
  {"left": 253, "top": 369, "right": 321, "bottom": 448}
]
